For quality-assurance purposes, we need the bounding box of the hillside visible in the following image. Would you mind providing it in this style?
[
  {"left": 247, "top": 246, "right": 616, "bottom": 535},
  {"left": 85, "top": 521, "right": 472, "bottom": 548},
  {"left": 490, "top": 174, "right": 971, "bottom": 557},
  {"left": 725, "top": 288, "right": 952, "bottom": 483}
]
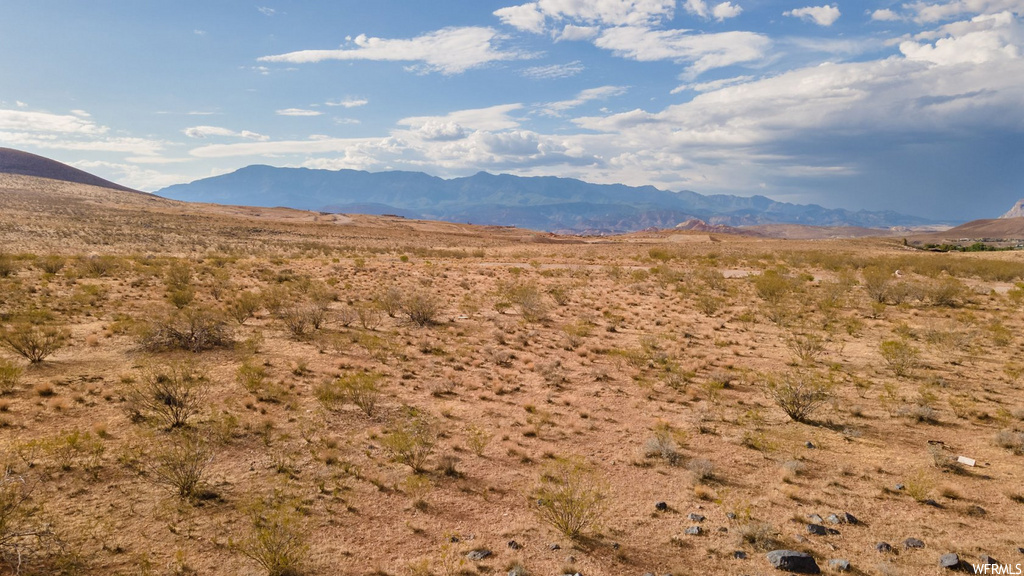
[
  {"left": 156, "top": 165, "right": 935, "bottom": 234},
  {"left": 0, "top": 147, "right": 138, "bottom": 193}
]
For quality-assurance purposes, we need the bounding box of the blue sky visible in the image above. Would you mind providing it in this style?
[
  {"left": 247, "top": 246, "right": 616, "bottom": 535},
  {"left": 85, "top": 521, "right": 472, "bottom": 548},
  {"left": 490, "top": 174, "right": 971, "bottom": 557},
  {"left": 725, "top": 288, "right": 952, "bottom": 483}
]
[{"left": 2, "top": 0, "right": 1023, "bottom": 221}]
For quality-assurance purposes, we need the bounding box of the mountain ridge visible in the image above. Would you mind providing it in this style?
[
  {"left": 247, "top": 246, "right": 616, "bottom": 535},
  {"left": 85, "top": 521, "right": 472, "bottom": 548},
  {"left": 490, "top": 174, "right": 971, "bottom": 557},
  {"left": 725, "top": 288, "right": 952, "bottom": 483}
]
[
  {"left": 0, "top": 147, "right": 138, "bottom": 193},
  {"left": 157, "top": 165, "right": 936, "bottom": 234}
]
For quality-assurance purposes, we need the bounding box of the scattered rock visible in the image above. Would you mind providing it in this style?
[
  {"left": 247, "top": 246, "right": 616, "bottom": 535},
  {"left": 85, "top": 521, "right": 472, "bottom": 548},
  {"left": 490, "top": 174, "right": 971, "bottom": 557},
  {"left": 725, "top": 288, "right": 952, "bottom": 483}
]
[
  {"left": 876, "top": 542, "right": 893, "bottom": 553},
  {"left": 685, "top": 526, "right": 702, "bottom": 536},
  {"left": 549, "top": 543, "right": 561, "bottom": 550},
  {"left": 825, "top": 514, "right": 842, "bottom": 525},
  {"left": 507, "top": 540, "right": 522, "bottom": 550},
  {"left": 655, "top": 501, "right": 668, "bottom": 512},
  {"left": 922, "top": 499, "right": 942, "bottom": 508},
  {"left": 466, "top": 548, "right": 493, "bottom": 561},
  {"left": 806, "top": 441, "right": 816, "bottom": 449},
  {"left": 766, "top": 550, "right": 821, "bottom": 574},
  {"left": 808, "top": 514, "right": 824, "bottom": 523},
  {"left": 979, "top": 554, "right": 998, "bottom": 566},
  {"left": 734, "top": 551, "right": 748, "bottom": 559},
  {"left": 828, "top": 559, "right": 851, "bottom": 572},
  {"left": 939, "top": 553, "right": 962, "bottom": 570},
  {"left": 904, "top": 538, "right": 925, "bottom": 549},
  {"left": 688, "top": 513, "right": 706, "bottom": 522},
  {"left": 509, "top": 567, "right": 527, "bottom": 576},
  {"left": 966, "top": 505, "right": 986, "bottom": 517},
  {"left": 726, "top": 512, "right": 737, "bottom": 520},
  {"left": 718, "top": 527, "right": 729, "bottom": 533},
  {"left": 842, "top": 512, "right": 859, "bottom": 525},
  {"left": 895, "top": 484, "right": 905, "bottom": 491},
  {"left": 807, "top": 524, "right": 827, "bottom": 536}
]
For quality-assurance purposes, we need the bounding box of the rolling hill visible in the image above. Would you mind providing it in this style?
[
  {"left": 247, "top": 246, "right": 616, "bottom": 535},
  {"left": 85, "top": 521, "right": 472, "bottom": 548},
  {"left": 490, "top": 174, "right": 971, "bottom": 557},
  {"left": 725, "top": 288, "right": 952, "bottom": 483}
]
[{"left": 0, "top": 147, "right": 138, "bottom": 193}]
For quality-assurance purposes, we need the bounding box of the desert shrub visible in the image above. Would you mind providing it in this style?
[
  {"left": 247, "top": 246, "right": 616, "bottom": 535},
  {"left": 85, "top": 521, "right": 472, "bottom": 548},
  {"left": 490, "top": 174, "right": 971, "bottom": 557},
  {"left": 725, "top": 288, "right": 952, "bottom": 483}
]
[
  {"left": 0, "top": 254, "right": 14, "bottom": 278},
  {"left": 314, "top": 371, "right": 382, "bottom": 416},
  {"left": 752, "top": 270, "right": 794, "bottom": 305},
  {"left": 0, "top": 322, "right": 70, "bottom": 363},
  {"left": 141, "top": 307, "right": 231, "bottom": 353},
  {"left": 401, "top": 291, "right": 441, "bottom": 327},
  {"left": 995, "top": 430, "right": 1024, "bottom": 455},
  {"left": 862, "top": 265, "right": 893, "bottom": 303},
  {"left": 879, "top": 339, "right": 919, "bottom": 377},
  {"left": 0, "top": 359, "right": 22, "bottom": 394},
  {"left": 465, "top": 425, "right": 493, "bottom": 457},
  {"left": 260, "top": 286, "right": 290, "bottom": 317},
  {"left": 643, "top": 422, "right": 683, "bottom": 466},
  {"left": 80, "top": 254, "right": 119, "bottom": 277},
  {"left": 0, "top": 470, "right": 66, "bottom": 572},
  {"left": 687, "top": 458, "right": 715, "bottom": 483},
  {"left": 375, "top": 286, "right": 404, "bottom": 318},
  {"left": 695, "top": 293, "right": 725, "bottom": 317},
  {"left": 786, "top": 331, "right": 827, "bottom": 364},
  {"left": 355, "top": 303, "right": 383, "bottom": 330},
  {"left": 124, "top": 361, "right": 208, "bottom": 429},
  {"left": 561, "top": 320, "right": 591, "bottom": 350},
  {"left": 531, "top": 457, "right": 606, "bottom": 539},
  {"left": 736, "top": 522, "right": 781, "bottom": 551},
  {"left": 148, "top": 432, "right": 213, "bottom": 500},
  {"left": 235, "top": 497, "right": 308, "bottom": 576},
  {"left": 228, "top": 291, "right": 262, "bottom": 325},
  {"left": 36, "top": 255, "right": 65, "bottom": 275},
  {"left": 928, "top": 276, "right": 965, "bottom": 307},
  {"left": 381, "top": 409, "right": 437, "bottom": 473},
  {"left": 762, "top": 371, "right": 834, "bottom": 423},
  {"left": 547, "top": 285, "right": 572, "bottom": 306},
  {"left": 497, "top": 281, "right": 549, "bottom": 322}
]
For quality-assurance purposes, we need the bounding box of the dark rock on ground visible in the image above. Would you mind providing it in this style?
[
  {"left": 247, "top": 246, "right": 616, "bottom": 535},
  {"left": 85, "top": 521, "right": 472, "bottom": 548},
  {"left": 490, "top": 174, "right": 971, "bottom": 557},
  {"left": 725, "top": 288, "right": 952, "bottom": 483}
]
[
  {"left": 766, "top": 550, "right": 821, "bottom": 574},
  {"left": 876, "top": 542, "right": 893, "bottom": 553},
  {"left": 828, "top": 559, "right": 850, "bottom": 572},
  {"left": 466, "top": 548, "right": 493, "bottom": 561},
  {"left": 904, "top": 538, "right": 925, "bottom": 549}
]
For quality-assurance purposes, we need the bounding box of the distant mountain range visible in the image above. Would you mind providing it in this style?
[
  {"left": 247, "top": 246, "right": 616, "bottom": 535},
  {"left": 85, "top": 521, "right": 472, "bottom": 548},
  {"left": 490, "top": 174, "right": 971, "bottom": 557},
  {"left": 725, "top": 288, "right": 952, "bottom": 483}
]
[{"left": 157, "top": 165, "right": 935, "bottom": 234}]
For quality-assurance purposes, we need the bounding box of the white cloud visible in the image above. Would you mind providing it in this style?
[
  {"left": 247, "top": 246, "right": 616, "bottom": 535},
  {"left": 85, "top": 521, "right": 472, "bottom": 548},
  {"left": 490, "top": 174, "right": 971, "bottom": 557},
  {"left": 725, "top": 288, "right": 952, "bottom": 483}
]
[
  {"left": 521, "top": 60, "right": 585, "bottom": 79},
  {"left": 683, "top": 0, "right": 710, "bottom": 18},
  {"left": 541, "top": 85, "right": 629, "bottom": 116},
  {"left": 495, "top": 0, "right": 677, "bottom": 31},
  {"left": 415, "top": 121, "right": 468, "bottom": 141},
  {"left": 258, "top": 6, "right": 276, "bottom": 16},
  {"left": 712, "top": 2, "right": 743, "bottom": 20},
  {"left": 0, "top": 108, "right": 107, "bottom": 135},
  {"left": 905, "top": 0, "right": 1024, "bottom": 23},
  {"left": 900, "top": 10, "right": 1023, "bottom": 64},
  {"left": 326, "top": 98, "right": 369, "bottom": 108},
  {"left": 871, "top": 8, "right": 904, "bottom": 21},
  {"left": 276, "top": 108, "right": 323, "bottom": 117},
  {"left": 259, "top": 27, "right": 528, "bottom": 75},
  {"left": 399, "top": 104, "right": 524, "bottom": 132},
  {"left": 672, "top": 75, "right": 756, "bottom": 93},
  {"left": 784, "top": 5, "right": 842, "bottom": 26},
  {"left": 594, "top": 26, "right": 771, "bottom": 77},
  {"left": 556, "top": 24, "right": 600, "bottom": 41},
  {"left": 72, "top": 160, "right": 189, "bottom": 191},
  {"left": 183, "top": 125, "right": 269, "bottom": 140}
]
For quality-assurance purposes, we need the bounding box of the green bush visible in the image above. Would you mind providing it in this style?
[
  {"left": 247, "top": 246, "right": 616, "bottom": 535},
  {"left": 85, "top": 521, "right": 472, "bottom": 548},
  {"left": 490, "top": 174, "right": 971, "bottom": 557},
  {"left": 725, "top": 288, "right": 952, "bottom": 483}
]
[
  {"left": 124, "top": 361, "right": 208, "bottom": 429},
  {"left": 0, "top": 322, "right": 70, "bottom": 363},
  {"left": 314, "top": 371, "right": 382, "bottom": 416},
  {"left": 880, "top": 339, "right": 919, "bottom": 377},
  {"left": 140, "top": 307, "right": 231, "bottom": 353},
  {"left": 235, "top": 498, "right": 308, "bottom": 576},
  {"left": 381, "top": 409, "right": 436, "bottom": 473},
  {"left": 0, "top": 359, "right": 22, "bottom": 394},
  {"left": 762, "top": 371, "right": 834, "bottom": 423},
  {"left": 531, "top": 457, "right": 606, "bottom": 539},
  {"left": 148, "top": 432, "right": 213, "bottom": 500}
]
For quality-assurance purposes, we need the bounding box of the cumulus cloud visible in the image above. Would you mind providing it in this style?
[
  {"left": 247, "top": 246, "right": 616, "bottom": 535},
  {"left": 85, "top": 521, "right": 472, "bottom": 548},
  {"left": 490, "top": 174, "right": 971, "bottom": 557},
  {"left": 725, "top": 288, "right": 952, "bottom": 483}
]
[
  {"left": 415, "top": 121, "right": 468, "bottom": 141},
  {"left": 556, "top": 24, "right": 600, "bottom": 41},
  {"left": 257, "top": 6, "right": 276, "bottom": 16},
  {"left": 594, "top": 27, "right": 771, "bottom": 77},
  {"left": 784, "top": 5, "right": 842, "bottom": 26},
  {"left": 183, "top": 125, "right": 269, "bottom": 140},
  {"left": 259, "top": 27, "right": 529, "bottom": 75},
  {"left": 0, "top": 108, "right": 107, "bottom": 135},
  {"left": 541, "top": 85, "right": 629, "bottom": 116},
  {"left": 871, "top": 8, "right": 904, "bottom": 21},
  {"left": 712, "top": 2, "right": 743, "bottom": 20},
  {"left": 276, "top": 108, "right": 323, "bottom": 116},
  {"left": 900, "top": 10, "right": 1023, "bottom": 64}
]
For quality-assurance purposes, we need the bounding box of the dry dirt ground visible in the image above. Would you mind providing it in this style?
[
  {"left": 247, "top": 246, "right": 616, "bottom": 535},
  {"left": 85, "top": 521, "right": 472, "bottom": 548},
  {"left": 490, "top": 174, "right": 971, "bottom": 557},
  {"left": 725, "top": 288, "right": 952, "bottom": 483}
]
[{"left": 1, "top": 175, "right": 1024, "bottom": 576}]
